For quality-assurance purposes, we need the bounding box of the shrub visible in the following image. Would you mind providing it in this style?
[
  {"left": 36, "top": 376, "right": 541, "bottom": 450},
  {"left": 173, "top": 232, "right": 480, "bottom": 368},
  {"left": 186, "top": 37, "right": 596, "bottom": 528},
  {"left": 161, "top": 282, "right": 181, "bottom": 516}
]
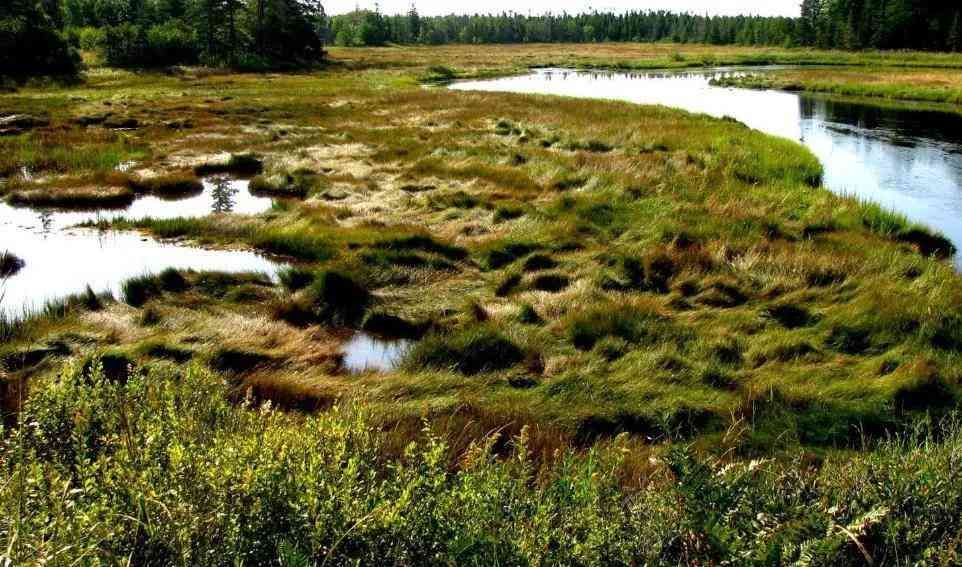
[
  {"left": 601, "top": 251, "right": 676, "bottom": 294},
  {"left": 405, "top": 325, "right": 523, "bottom": 375},
  {"left": 361, "top": 311, "right": 424, "bottom": 339},
  {"left": 481, "top": 241, "right": 539, "bottom": 270},
  {"left": 522, "top": 254, "right": 557, "bottom": 272},
  {"left": 210, "top": 348, "right": 274, "bottom": 375},
  {"left": 0, "top": 2, "right": 81, "bottom": 79},
  {"left": 101, "top": 21, "right": 198, "bottom": 67},
  {"left": 102, "top": 23, "right": 147, "bottom": 67},
  {"left": 493, "top": 203, "right": 525, "bottom": 222},
  {"left": 495, "top": 273, "right": 522, "bottom": 297},
  {"left": 144, "top": 20, "right": 197, "bottom": 66},
  {"left": 373, "top": 235, "right": 467, "bottom": 261},
  {"left": 76, "top": 26, "right": 105, "bottom": 51},
  {"left": 157, "top": 268, "right": 189, "bottom": 292},
  {"left": 422, "top": 65, "right": 457, "bottom": 83},
  {"left": 764, "top": 303, "right": 812, "bottom": 329},
  {"left": 249, "top": 172, "right": 315, "bottom": 198}
]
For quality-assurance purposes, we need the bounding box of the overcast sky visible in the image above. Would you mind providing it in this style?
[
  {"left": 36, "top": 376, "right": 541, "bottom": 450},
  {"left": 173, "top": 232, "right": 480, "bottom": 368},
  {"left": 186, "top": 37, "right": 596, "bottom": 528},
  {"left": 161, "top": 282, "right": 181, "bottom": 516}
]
[{"left": 325, "top": 1, "right": 801, "bottom": 18}]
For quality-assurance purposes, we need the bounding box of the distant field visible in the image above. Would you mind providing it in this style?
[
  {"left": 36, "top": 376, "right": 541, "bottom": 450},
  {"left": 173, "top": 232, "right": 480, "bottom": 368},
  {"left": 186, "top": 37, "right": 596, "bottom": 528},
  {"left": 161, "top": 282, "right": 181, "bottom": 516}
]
[{"left": 330, "top": 42, "right": 962, "bottom": 73}]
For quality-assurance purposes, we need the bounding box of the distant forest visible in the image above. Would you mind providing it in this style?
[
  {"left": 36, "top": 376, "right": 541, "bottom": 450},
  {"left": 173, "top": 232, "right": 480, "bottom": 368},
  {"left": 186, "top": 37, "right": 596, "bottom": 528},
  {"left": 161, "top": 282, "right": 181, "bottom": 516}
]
[
  {"left": 332, "top": 1, "right": 962, "bottom": 52},
  {"left": 2, "top": 0, "right": 961, "bottom": 79}
]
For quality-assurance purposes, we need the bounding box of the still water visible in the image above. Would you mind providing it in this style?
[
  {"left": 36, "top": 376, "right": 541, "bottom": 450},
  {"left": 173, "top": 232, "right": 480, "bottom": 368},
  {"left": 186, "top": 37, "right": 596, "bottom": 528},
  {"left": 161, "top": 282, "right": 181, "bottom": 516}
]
[
  {"left": 452, "top": 68, "right": 962, "bottom": 267},
  {"left": 0, "top": 176, "right": 282, "bottom": 317},
  {"left": 340, "top": 332, "right": 414, "bottom": 374}
]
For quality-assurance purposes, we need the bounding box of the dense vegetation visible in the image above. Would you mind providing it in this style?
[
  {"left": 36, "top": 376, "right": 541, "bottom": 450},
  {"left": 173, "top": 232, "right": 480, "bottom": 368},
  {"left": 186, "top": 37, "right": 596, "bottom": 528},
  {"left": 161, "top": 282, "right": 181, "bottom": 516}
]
[
  {"left": 5, "top": 360, "right": 962, "bottom": 564},
  {"left": 331, "top": 2, "right": 962, "bottom": 52},
  {"left": 799, "top": 0, "right": 962, "bottom": 51},
  {"left": 1, "top": 0, "right": 326, "bottom": 76},
  {"left": 0, "top": 0, "right": 82, "bottom": 79}
]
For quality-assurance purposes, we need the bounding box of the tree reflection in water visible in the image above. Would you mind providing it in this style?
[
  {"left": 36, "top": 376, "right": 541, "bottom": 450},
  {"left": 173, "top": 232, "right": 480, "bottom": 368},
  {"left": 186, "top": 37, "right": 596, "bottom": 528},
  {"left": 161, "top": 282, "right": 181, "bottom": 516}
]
[{"left": 210, "top": 176, "right": 238, "bottom": 214}]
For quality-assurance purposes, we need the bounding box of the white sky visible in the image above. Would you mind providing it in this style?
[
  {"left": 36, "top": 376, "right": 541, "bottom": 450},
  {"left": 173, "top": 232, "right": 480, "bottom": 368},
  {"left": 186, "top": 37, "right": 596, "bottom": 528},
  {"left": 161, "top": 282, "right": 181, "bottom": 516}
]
[{"left": 326, "top": 1, "right": 801, "bottom": 18}]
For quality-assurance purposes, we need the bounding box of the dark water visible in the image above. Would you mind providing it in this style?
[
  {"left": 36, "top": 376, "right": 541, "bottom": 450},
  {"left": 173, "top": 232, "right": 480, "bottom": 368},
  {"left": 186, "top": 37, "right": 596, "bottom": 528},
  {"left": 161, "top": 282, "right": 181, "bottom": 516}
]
[
  {"left": 452, "top": 68, "right": 962, "bottom": 267},
  {"left": 0, "top": 176, "right": 282, "bottom": 317}
]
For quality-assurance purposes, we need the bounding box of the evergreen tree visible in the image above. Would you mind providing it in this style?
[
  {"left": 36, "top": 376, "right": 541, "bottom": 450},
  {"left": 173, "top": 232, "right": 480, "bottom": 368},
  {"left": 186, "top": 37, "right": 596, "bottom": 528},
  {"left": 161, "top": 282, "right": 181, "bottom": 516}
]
[
  {"left": 950, "top": 11, "right": 961, "bottom": 52},
  {"left": 407, "top": 2, "right": 420, "bottom": 43}
]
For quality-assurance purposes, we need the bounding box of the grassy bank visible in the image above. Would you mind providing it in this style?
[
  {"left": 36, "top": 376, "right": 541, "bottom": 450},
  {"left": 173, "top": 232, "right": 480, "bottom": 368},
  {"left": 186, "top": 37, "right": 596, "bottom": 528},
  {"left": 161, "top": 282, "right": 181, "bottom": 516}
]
[
  {"left": 3, "top": 44, "right": 962, "bottom": 563},
  {"left": 330, "top": 43, "right": 962, "bottom": 78},
  {"left": 712, "top": 67, "right": 962, "bottom": 106}
]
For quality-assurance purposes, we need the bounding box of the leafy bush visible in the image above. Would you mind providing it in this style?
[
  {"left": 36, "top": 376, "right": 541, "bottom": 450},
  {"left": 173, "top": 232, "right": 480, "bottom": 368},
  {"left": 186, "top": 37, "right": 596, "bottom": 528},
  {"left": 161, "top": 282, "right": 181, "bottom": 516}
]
[
  {"left": 9, "top": 362, "right": 962, "bottom": 564},
  {"left": 0, "top": 0, "right": 81, "bottom": 79},
  {"left": 145, "top": 20, "right": 197, "bottom": 66}
]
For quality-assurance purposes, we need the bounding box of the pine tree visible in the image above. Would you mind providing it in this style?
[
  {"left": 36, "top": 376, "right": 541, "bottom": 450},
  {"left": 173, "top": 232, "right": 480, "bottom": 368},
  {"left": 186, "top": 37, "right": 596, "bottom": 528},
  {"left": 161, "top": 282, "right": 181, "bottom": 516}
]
[
  {"left": 798, "top": 0, "right": 819, "bottom": 45},
  {"left": 407, "top": 2, "right": 420, "bottom": 43},
  {"left": 950, "top": 11, "right": 962, "bottom": 52}
]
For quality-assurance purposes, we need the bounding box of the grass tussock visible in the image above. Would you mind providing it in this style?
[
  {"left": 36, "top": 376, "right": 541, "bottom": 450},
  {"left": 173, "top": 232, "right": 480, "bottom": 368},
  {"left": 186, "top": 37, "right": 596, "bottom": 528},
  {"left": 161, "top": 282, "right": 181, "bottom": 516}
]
[
  {"left": 405, "top": 325, "right": 524, "bottom": 375},
  {"left": 7, "top": 185, "right": 135, "bottom": 209},
  {"left": 127, "top": 172, "right": 203, "bottom": 199},
  {"left": 194, "top": 153, "right": 264, "bottom": 176},
  {"left": 249, "top": 169, "right": 318, "bottom": 198},
  {"left": 0, "top": 250, "right": 25, "bottom": 278},
  {"left": 274, "top": 270, "right": 371, "bottom": 327}
]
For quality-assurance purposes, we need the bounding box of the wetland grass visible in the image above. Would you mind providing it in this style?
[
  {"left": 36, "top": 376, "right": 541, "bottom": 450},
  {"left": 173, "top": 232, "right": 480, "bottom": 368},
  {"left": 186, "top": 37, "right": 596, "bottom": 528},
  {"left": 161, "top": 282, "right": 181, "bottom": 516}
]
[
  {"left": 5, "top": 44, "right": 962, "bottom": 564},
  {"left": 0, "top": 250, "right": 24, "bottom": 278}
]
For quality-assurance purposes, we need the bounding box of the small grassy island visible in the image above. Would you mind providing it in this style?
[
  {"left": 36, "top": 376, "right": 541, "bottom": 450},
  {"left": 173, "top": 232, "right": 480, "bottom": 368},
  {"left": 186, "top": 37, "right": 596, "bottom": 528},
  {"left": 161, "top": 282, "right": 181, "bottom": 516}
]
[{"left": 4, "top": 1, "right": 962, "bottom": 562}]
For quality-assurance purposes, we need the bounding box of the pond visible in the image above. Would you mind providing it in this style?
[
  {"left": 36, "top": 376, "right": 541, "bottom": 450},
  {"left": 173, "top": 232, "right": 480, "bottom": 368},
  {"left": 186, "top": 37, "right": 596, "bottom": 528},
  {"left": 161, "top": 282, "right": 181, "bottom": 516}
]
[
  {"left": 0, "top": 176, "right": 283, "bottom": 318},
  {"left": 451, "top": 68, "right": 962, "bottom": 268},
  {"left": 340, "top": 332, "right": 414, "bottom": 374}
]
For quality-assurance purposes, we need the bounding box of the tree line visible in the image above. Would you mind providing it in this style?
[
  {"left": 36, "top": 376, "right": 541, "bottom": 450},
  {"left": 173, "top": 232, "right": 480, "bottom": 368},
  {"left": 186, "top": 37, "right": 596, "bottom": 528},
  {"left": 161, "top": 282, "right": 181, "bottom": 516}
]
[
  {"left": 1, "top": 0, "right": 328, "bottom": 79},
  {"left": 330, "top": 2, "right": 962, "bottom": 52}
]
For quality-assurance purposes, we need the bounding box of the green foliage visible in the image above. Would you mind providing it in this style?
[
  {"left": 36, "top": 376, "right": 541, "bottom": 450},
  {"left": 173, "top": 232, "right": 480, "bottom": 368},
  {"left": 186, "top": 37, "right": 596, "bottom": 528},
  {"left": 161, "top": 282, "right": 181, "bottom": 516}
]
[
  {"left": 60, "top": 0, "right": 325, "bottom": 70},
  {"left": 7, "top": 363, "right": 962, "bottom": 564},
  {"left": 0, "top": 0, "right": 81, "bottom": 79},
  {"left": 102, "top": 20, "right": 197, "bottom": 67}
]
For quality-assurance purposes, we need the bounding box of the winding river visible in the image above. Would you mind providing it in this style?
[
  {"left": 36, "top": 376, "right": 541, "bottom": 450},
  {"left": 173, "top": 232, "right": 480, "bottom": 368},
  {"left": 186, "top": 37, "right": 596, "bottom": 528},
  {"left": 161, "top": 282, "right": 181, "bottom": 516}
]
[{"left": 451, "top": 68, "right": 962, "bottom": 268}]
